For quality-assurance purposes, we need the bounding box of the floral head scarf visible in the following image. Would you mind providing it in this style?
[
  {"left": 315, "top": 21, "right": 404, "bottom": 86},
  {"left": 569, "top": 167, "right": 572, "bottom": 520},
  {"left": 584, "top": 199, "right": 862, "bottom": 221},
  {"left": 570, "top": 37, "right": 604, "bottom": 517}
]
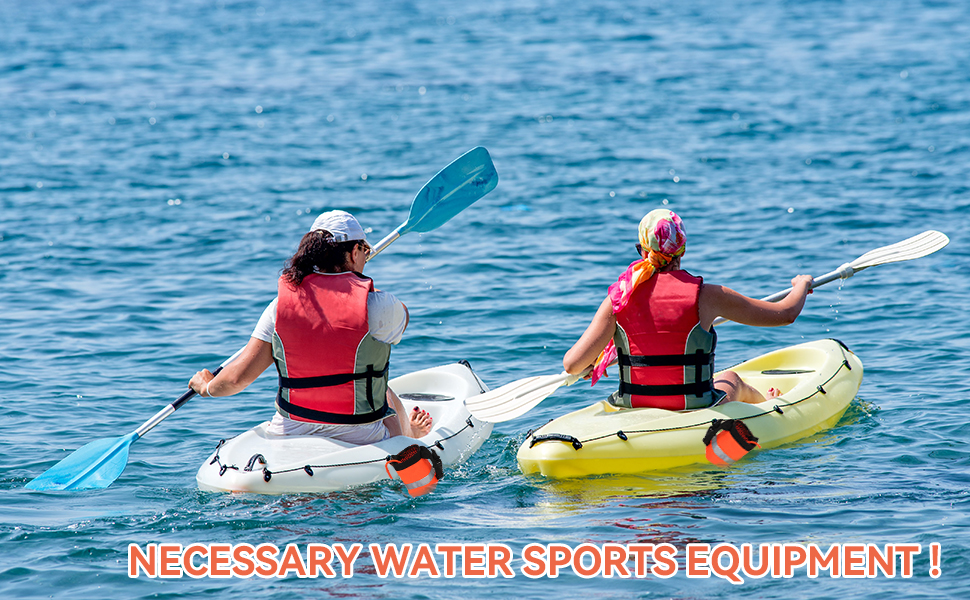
[{"left": 590, "top": 209, "right": 687, "bottom": 384}]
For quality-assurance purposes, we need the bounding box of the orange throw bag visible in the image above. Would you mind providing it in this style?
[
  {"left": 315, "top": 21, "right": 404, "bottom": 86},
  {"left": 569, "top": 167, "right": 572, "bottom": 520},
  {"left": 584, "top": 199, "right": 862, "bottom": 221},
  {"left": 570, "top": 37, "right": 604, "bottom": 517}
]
[
  {"left": 385, "top": 445, "right": 444, "bottom": 497},
  {"left": 703, "top": 419, "right": 760, "bottom": 466}
]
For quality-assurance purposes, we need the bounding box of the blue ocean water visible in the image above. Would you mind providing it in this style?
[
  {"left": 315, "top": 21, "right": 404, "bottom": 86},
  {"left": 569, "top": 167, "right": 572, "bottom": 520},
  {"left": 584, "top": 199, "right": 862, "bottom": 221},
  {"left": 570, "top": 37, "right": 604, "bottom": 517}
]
[{"left": 2, "top": 0, "right": 968, "bottom": 597}]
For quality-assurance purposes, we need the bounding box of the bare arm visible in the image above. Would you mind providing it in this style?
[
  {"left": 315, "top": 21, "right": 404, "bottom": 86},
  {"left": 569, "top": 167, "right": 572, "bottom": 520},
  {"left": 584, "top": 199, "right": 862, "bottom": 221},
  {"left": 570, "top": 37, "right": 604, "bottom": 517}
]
[
  {"left": 563, "top": 296, "right": 617, "bottom": 374},
  {"left": 188, "top": 336, "right": 275, "bottom": 397},
  {"left": 698, "top": 275, "right": 813, "bottom": 330}
]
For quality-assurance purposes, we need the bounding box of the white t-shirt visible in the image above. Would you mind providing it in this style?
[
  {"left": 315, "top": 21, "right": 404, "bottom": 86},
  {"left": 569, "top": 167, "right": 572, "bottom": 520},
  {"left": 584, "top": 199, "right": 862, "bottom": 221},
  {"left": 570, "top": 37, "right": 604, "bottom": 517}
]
[{"left": 251, "top": 290, "right": 408, "bottom": 345}]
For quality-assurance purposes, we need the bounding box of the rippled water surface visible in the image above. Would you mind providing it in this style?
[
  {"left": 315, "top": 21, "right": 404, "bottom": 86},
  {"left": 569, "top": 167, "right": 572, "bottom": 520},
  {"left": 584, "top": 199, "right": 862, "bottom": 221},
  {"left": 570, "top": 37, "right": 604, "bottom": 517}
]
[{"left": 2, "top": 1, "right": 969, "bottom": 598}]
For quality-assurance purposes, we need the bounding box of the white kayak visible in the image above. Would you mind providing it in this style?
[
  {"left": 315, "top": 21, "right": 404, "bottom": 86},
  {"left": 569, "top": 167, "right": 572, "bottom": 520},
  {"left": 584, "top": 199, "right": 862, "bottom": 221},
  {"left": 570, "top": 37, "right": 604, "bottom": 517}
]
[{"left": 196, "top": 361, "right": 493, "bottom": 494}]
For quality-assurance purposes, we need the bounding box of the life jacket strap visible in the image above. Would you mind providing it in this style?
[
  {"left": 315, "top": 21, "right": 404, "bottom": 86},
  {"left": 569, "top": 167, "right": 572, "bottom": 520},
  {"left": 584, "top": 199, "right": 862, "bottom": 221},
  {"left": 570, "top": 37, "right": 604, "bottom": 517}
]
[
  {"left": 619, "top": 380, "right": 713, "bottom": 397},
  {"left": 278, "top": 363, "right": 389, "bottom": 390},
  {"left": 618, "top": 351, "right": 713, "bottom": 367},
  {"left": 619, "top": 348, "right": 714, "bottom": 399},
  {"left": 276, "top": 393, "right": 390, "bottom": 425}
]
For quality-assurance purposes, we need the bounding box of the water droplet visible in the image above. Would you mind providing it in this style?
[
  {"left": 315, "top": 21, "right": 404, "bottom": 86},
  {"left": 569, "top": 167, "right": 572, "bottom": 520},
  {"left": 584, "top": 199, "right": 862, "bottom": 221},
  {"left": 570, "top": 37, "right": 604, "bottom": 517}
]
[
  {"left": 732, "top": 113, "right": 740, "bottom": 120},
  {"left": 149, "top": 117, "right": 156, "bottom": 125},
  {"left": 609, "top": 191, "right": 615, "bottom": 197},
  {"left": 223, "top": 152, "right": 230, "bottom": 159},
  {"left": 255, "top": 105, "right": 263, "bottom": 114},
  {"left": 900, "top": 70, "right": 909, "bottom": 79},
  {"left": 805, "top": 158, "right": 812, "bottom": 165},
  {"left": 662, "top": 199, "right": 668, "bottom": 205},
  {"left": 673, "top": 176, "right": 680, "bottom": 183},
  {"left": 787, "top": 207, "right": 794, "bottom": 213},
  {"left": 108, "top": 117, "right": 116, "bottom": 125},
  {"left": 361, "top": 173, "right": 368, "bottom": 180},
  {"left": 928, "top": 146, "right": 935, "bottom": 152},
  {"left": 418, "top": 86, "right": 427, "bottom": 95},
  {"left": 36, "top": 182, "right": 43, "bottom": 188},
  {"left": 327, "top": 114, "right": 335, "bottom": 122},
  {"left": 265, "top": 216, "right": 271, "bottom": 222}
]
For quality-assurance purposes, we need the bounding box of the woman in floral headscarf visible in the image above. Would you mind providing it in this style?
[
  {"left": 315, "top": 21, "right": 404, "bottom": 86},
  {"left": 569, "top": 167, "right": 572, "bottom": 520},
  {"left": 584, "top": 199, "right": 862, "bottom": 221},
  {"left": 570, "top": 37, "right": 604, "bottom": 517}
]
[{"left": 563, "top": 209, "right": 814, "bottom": 408}]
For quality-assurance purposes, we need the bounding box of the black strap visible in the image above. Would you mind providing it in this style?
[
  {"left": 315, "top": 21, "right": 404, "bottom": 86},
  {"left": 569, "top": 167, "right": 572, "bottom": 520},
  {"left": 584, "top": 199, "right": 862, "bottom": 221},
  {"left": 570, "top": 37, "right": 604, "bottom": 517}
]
[
  {"left": 422, "top": 446, "right": 444, "bottom": 480},
  {"left": 276, "top": 394, "right": 390, "bottom": 425},
  {"left": 618, "top": 347, "right": 714, "bottom": 399},
  {"left": 279, "top": 363, "right": 389, "bottom": 390},
  {"left": 619, "top": 380, "right": 713, "bottom": 397},
  {"left": 703, "top": 418, "right": 759, "bottom": 451},
  {"left": 619, "top": 352, "right": 713, "bottom": 367}
]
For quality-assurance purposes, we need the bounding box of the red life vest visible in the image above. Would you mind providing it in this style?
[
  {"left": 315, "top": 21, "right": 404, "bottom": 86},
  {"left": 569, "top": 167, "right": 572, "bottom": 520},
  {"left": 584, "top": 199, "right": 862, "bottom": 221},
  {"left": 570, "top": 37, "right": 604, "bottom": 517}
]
[
  {"left": 272, "top": 272, "right": 391, "bottom": 424},
  {"left": 610, "top": 270, "right": 717, "bottom": 410}
]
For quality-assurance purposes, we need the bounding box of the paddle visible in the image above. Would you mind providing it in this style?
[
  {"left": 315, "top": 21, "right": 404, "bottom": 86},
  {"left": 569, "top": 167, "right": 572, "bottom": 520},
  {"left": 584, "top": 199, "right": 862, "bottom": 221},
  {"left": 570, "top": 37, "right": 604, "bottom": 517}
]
[
  {"left": 25, "top": 349, "right": 243, "bottom": 491},
  {"left": 367, "top": 146, "right": 498, "bottom": 260},
  {"left": 713, "top": 230, "right": 950, "bottom": 325},
  {"left": 465, "top": 230, "right": 950, "bottom": 423},
  {"left": 26, "top": 148, "right": 499, "bottom": 491}
]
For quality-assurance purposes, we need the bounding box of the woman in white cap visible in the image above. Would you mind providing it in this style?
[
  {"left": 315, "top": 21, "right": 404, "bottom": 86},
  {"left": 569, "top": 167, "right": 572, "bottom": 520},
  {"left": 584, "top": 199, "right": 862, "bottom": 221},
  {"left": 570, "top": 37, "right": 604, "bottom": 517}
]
[
  {"left": 188, "top": 210, "right": 432, "bottom": 443},
  {"left": 563, "top": 209, "right": 814, "bottom": 409}
]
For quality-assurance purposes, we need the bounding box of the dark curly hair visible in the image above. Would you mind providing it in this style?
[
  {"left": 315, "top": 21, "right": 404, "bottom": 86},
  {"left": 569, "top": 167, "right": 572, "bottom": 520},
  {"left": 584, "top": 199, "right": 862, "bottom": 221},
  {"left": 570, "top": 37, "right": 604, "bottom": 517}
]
[{"left": 281, "top": 230, "right": 367, "bottom": 286}]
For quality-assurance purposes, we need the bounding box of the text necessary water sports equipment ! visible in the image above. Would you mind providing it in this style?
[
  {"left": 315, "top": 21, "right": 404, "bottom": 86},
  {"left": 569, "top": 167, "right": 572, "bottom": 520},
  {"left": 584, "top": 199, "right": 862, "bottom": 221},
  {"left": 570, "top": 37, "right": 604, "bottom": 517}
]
[
  {"left": 517, "top": 339, "right": 863, "bottom": 479},
  {"left": 197, "top": 362, "right": 492, "bottom": 494}
]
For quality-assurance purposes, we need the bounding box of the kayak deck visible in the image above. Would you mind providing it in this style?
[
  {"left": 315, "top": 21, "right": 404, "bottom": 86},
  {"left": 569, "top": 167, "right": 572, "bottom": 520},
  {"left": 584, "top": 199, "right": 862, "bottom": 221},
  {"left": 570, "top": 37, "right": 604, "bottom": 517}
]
[
  {"left": 517, "top": 339, "right": 863, "bottom": 479},
  {"left": 196, "top": 361, "right": 493, "bottom": 494}
]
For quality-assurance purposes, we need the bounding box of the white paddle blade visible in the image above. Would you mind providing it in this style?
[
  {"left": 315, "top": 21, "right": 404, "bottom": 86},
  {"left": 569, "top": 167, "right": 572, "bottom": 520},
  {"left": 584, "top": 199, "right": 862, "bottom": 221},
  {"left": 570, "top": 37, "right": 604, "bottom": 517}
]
[
  {"left": 465, "top": 371, "right": 577, "bottom": 423},
  {"left": 849, "top": 230, "right": 949, "bottom": 271}
]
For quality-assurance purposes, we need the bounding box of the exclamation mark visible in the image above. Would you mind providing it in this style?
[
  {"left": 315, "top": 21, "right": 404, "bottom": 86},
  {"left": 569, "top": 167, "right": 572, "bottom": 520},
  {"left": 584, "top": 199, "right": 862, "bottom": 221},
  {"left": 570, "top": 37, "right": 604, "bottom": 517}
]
[{"left": 929, "top": 543, "right": 941, "bottom": 578}]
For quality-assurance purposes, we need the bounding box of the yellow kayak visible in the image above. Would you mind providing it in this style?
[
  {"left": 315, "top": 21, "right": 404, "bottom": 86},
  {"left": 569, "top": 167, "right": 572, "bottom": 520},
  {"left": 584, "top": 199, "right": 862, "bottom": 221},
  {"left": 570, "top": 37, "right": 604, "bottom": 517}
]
[{"left": 517, "top": 339, "right": 863, "bottom": 479}]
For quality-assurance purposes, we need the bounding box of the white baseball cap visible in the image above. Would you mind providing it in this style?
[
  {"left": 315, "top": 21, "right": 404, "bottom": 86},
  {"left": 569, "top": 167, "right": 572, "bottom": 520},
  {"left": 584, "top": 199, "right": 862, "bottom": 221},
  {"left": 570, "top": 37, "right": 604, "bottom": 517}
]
[{"left": 309, "top": 210, "right": 367, "bottom": 243}]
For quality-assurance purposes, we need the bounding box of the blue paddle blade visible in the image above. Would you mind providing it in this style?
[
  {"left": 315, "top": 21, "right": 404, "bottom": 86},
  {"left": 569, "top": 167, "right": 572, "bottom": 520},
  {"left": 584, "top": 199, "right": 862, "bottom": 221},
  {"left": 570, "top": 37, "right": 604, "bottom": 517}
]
[
  {"left": 25, "top": 432, "right": 138, "bottom": 491},
  {"left": 399, "top": 146, "right": 498, "bottom": 235}
]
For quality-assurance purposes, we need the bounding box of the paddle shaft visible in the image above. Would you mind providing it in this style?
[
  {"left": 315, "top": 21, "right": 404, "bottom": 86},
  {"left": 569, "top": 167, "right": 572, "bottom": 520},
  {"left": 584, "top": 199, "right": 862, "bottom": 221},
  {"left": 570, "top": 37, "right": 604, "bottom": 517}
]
[
  {"left": 133, "top": 366, "right": 225, "bottom": 438},
  {"left": 752, "top": 262, "right": 852, "bottom": 304},
  {"left": 367, "top": 229, "right": 400, "bottom": 262},
  {"left": 714, "top": 231, "right": 948, "bottom": 325}
]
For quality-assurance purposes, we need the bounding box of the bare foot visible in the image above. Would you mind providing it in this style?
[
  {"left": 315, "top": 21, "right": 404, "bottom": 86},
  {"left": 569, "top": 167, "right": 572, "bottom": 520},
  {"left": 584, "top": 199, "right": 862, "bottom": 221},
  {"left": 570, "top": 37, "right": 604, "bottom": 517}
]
[
  {"left": 766, "top": 387, "right": 782, "bottom": 399},
  {"left": 409, "top": 407, "right": 433, "bottom": 438}
]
